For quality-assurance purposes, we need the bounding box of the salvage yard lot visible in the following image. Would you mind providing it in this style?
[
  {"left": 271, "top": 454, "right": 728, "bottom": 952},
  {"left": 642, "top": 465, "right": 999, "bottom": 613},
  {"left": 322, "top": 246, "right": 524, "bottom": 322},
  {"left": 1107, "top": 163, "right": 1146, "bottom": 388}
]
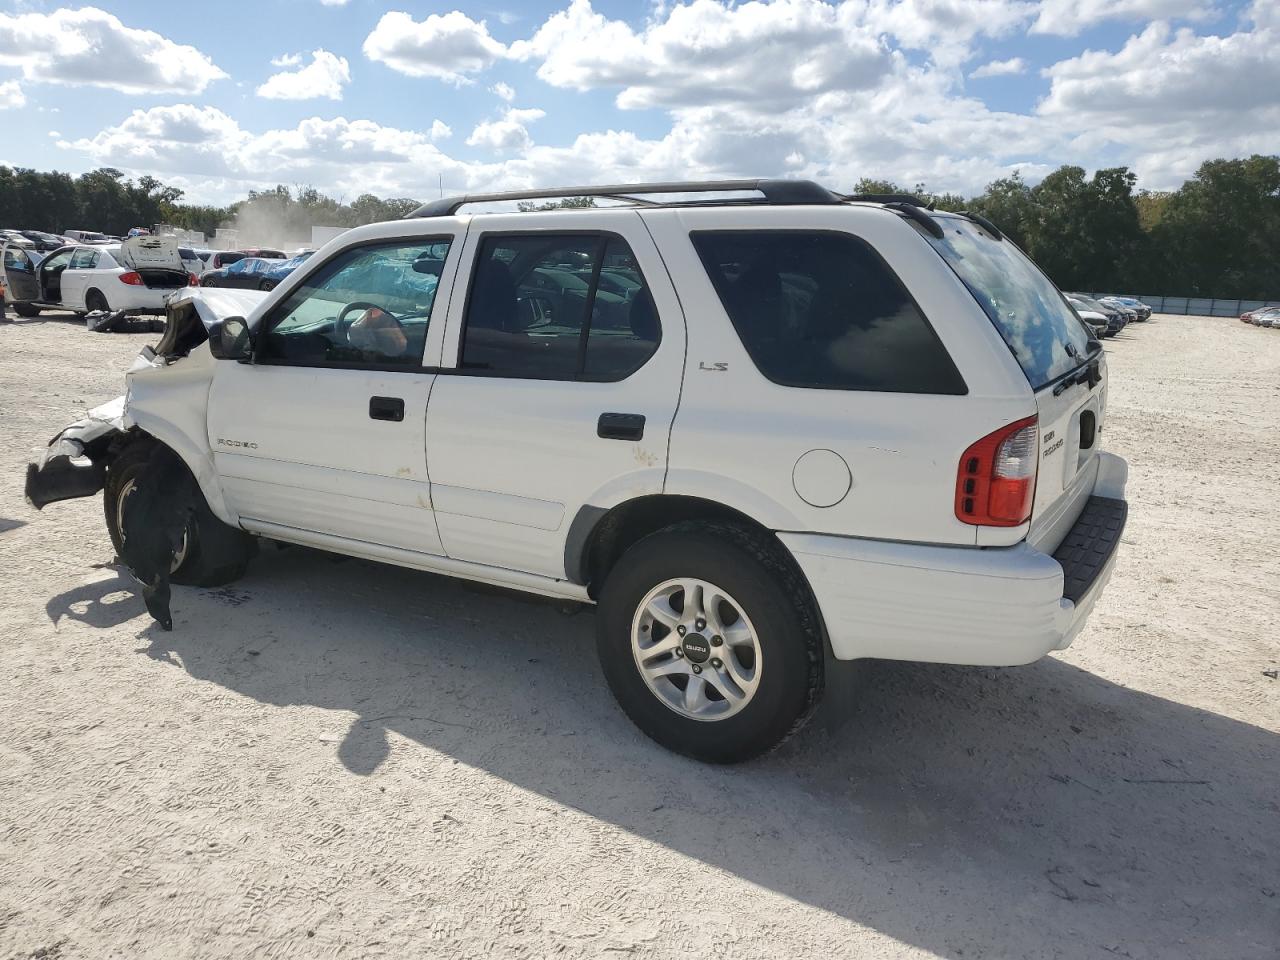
[{"left": 0, "top": 313, "right": 1276, "bottom": 959}]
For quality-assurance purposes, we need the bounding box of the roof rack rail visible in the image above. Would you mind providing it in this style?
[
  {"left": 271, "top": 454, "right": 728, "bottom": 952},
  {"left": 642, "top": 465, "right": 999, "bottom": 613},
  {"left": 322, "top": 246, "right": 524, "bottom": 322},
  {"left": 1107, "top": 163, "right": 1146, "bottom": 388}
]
[
  {"left": 959, "top": 210, "right": 1003, "bottom": 241},
  {"left": 409, "top": 179, "right": 842, "bottom": 218},
  {"left": 841, "top": 193, "right": 930, "bottom": 208}
]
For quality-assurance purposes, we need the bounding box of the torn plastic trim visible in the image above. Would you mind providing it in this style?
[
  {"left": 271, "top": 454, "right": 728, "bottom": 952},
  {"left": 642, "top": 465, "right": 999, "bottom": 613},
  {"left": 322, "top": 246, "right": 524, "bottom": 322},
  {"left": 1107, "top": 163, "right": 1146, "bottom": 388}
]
[{"left": 24, "top": 396, "right": 126, "bottom": 509}]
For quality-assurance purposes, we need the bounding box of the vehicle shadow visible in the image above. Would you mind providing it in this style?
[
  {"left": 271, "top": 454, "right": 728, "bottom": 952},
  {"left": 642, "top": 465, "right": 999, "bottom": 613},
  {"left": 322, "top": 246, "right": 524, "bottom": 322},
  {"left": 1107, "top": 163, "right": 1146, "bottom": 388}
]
[{"left": 51, "top": 549, "right": 1278, "bottom": 958}]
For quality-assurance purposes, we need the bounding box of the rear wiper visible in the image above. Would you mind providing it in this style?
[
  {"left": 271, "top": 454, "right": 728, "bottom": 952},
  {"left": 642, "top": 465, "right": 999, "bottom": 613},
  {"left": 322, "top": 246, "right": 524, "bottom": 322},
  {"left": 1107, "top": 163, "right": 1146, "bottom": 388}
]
[{"left": 1053, "top": 355, "right": 1102, "bottom": 396}]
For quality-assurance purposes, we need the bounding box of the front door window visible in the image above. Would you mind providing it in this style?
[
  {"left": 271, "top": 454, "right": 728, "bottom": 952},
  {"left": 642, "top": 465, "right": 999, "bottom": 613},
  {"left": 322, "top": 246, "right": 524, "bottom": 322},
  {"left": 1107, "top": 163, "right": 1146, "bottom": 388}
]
[{"left": 255, "top": 239, "right": 451, "bottom": 368}]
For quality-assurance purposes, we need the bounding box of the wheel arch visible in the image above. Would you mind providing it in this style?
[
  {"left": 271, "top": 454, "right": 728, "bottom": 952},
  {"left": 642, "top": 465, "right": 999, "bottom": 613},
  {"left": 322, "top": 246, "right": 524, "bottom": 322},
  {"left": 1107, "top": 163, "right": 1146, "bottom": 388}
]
[
  {"left": 568, "top": 494, "right": 816, "bottom": 606},
  {"left": 84, "top": 286, "right": 108, "bottom": 310},
  {"left": 123, "top": 411, "right": 235, "bottom": 526}
]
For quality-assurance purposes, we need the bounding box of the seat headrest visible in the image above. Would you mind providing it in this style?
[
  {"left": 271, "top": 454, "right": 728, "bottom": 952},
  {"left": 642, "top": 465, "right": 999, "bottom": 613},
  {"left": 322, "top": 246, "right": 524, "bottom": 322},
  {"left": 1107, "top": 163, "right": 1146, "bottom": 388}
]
[{"left": 469, "top": 259, "right": 521, "bottom": 332}]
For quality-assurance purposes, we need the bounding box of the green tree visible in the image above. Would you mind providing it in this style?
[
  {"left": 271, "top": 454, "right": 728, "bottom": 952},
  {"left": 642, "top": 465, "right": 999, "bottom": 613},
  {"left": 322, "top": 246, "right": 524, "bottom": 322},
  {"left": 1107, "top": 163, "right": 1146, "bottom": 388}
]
[
  {"left": 968, "top": 173, "right": 1035, "bottom": 249},
  {"left": 1025, "top": 166, "right": 1145, "bottom": 292},
  {"left": 1151, "top": 155, "right": 1280, "bottom": 299}
]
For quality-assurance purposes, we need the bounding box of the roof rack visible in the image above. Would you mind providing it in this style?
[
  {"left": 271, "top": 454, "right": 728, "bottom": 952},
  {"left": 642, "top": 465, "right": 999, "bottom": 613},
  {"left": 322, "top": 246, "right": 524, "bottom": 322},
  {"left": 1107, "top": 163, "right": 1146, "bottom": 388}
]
[
  {"left": 840, "top": 193, "right": 930, "bottom": 208},
  {"left": 409, "top": 179, "right": 842, "bottom": 218}
]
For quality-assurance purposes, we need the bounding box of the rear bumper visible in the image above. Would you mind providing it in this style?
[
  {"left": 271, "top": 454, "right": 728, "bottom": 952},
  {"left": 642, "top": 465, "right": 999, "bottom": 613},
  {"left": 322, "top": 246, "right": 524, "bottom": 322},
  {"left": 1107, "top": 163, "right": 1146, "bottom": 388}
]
[{"left": 782, "top": 452, "right": 1128, "bottom": 666}]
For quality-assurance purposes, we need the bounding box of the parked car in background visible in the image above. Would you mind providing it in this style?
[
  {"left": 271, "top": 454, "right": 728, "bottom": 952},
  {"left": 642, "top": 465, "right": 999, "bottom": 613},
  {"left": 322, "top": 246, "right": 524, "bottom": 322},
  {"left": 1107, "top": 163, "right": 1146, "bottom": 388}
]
[
  {"left": 1098, "top": 298, "right": 1138, "bottom": 326},
  {"left": 1255, "top": 308, "right": 1280, "bottom": 327},
  {"left": 63, "top": 229, "right": 113, "bottom": 245},
  {"left": 1, "top": 237, "right": 197, "bottom": 319},
  {"left": 206, "top": 251, "right": 251, "bottom": 270},
  {"left": 200, "top": 257, "right": 276, "bottom": 290},
  {"left": 241, "top": 247, "right": 287, "bottom": 260},
  {"left": 177, "top": 247, "right": 204, "bottom": 277},
  {"left": 0, "top": 230, "right": 36, "bottom": 253},
  {"left": 1068, "top": 294, "right": 1125, "bottom": 337},
  {"left": 17, "top": 230, "right": 68, "bottom": 253},
  {"left": 1103, "top": 296, "right": 1151, "bottom": 320},
  {"left": 1240, "top": 305, "right": 1279, "bottom": 323},
  {"left": 258, "top": 251, "right": 314, "bottom": 290},
  {"left": 1066, "top": 297, "right": 1109, "bottom": 339}
]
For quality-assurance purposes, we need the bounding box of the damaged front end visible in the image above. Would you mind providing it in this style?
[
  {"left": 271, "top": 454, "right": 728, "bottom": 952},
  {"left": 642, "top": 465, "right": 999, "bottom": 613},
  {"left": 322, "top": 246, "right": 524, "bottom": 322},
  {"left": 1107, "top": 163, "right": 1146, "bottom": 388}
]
[
  {"left": 24, "top": 396, "right": 126, "bottom": 509},
  {"left": 24, "top": 286, "right": 267, "bottom": 511}
]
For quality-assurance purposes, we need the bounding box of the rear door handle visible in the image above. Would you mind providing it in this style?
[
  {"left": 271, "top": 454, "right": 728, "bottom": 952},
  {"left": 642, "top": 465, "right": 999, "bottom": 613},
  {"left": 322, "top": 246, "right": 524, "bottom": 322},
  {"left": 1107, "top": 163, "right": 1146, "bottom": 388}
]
[
  {"left": 597, "top": 412, "right": 645, "bottom": 441},
  {"left": 369, "top": 396, "right": 405, "bottom": 422}
]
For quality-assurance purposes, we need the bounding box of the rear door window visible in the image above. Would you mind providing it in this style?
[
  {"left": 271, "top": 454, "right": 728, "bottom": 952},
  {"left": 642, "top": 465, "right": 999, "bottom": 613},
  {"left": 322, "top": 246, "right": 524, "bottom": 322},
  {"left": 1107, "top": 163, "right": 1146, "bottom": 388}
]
[
  {"left": 459, "top": 234, "right": 659, "bottom": 381},
  {"left": 691, "top": 230, "right": 965, "bottom": 394},
  {"left": 69, "top": 248, "right": 98, "bottom": 269},
  {"left": 925, "top": 219, "right": 1093, "bottom": 390}
]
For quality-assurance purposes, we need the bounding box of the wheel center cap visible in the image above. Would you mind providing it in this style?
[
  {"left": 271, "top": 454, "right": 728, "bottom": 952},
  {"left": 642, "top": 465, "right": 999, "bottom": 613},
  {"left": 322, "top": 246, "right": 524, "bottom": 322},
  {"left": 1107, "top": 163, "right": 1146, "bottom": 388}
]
[{"left": 682, "top": 633, "right": 711, "bottom": 664}]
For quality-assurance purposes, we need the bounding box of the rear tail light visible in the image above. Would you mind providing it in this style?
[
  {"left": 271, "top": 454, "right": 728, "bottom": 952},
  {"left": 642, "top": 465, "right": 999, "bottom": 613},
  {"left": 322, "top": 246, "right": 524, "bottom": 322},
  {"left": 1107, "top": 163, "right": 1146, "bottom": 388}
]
[
  {"left": 188, "top": 273, "right": 200, "bottom": 286},
  {"left": 955, "top": 416, "right": 1038, "bottom": 527},
  {"left": 118, "top": 271, "right": 143, "bottom": 286}
]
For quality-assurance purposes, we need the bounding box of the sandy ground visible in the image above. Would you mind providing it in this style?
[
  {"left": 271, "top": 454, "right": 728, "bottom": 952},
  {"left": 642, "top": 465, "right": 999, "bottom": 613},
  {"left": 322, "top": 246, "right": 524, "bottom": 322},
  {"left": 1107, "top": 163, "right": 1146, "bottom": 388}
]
[{"left": 0, "top": 311, "right": 1276, "bottom": 960}]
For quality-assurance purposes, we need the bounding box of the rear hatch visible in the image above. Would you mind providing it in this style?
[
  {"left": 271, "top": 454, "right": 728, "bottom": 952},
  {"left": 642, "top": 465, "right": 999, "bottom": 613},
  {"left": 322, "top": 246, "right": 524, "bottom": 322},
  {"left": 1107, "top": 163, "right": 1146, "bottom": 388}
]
[
  {"left": 926, "top": 216, "right": 1105, "bottom": 552},
  {"left": 119, "top": 236, "right": 189, "bottom": 288}
]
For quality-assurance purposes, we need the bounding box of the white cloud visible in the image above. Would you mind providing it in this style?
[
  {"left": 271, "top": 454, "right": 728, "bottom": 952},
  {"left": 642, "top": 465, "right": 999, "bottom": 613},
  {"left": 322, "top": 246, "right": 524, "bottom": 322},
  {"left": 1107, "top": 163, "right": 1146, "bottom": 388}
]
[
  {"left": 511, "top": 0, "right": 892, "bottom": 110},
  {"left": 1039, "top": 20, "right": 1280, "bottom": 186},
  {"left": 0, "top": 78, "right": 24, "bottom": 110},
  {"left": 969, "top": 56, "right": 1027, "bottom": 77},
  {"left": 1032, "top": 0, "right": 1212, "bottom": 35},
  {"left": 49, "top": 0, "right": 1280, "bottom": 205},
  {"left": 863, "top": 0, "right": 1035, "bottom": 65},
  {"left": 257, "top": 49, "right": 351, "bottom": 101},
  {"left": 270, "top": 53, "right": 303, "bottom": 68},
  {"left": 467, "top": 107, "right": 546, "bottom": 152},
  {"left": 363, "top": 10, "right": 508, "bottom": 85},
  {"left": 0, "top": 6, "right": 225, "bottom": 95},
  {"left": 319, "top": 0, "right": 349, "bottom": 5}
]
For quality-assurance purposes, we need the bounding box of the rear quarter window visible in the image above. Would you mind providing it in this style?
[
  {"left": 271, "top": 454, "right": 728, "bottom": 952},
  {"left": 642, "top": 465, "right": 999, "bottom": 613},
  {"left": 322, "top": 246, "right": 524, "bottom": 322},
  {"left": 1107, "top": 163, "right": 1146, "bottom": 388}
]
[{"left": 691, "top": 230, "right": 966, "bottom": 394}]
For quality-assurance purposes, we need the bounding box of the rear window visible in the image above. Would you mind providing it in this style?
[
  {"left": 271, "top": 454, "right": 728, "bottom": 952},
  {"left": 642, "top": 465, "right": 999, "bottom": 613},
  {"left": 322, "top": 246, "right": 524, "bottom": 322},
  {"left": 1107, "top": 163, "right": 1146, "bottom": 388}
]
[
  {"left": 691, "top": 230, "right": 965, "bottom": 394},
  {"left": 926, "top": 219, "right": 1092, "bottom": 390}
]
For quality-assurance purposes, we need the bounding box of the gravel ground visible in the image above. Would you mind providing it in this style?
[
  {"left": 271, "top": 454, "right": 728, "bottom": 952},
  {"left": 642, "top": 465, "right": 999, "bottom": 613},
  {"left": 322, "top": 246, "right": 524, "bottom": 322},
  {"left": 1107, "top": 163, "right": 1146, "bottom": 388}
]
[{"left": 0, "top": 312, "right": 1276, "bottom": 960}]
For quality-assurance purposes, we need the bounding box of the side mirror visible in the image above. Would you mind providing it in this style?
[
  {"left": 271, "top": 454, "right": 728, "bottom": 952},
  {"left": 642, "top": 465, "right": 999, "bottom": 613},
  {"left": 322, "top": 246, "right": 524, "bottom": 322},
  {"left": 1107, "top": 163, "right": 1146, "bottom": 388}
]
[{"left": 208, "top": 316, "right": 252, "bottom": 361}]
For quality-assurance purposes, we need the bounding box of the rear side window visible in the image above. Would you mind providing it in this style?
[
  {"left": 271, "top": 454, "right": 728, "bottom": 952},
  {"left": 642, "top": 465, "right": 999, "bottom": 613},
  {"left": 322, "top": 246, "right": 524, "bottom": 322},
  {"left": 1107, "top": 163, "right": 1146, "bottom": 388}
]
[
  {"left": 926, "top": 219, "right": 1093, "bottom": 390},
  {"left": 691, "top": 231, "right": 965, "bottom": 394},
  {"left": 69, "top": 248, "right": 98, "bottom": 269},
  {"left": 460, "top": 233, "right": 659, "bottom": 381}
]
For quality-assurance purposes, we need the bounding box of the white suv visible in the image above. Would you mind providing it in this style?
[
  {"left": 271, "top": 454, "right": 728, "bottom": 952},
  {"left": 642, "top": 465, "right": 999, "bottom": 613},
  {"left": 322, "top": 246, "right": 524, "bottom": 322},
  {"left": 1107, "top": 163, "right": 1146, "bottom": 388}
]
[{"left": 25, "top": 180, "right": 1128, "bottom": 762}]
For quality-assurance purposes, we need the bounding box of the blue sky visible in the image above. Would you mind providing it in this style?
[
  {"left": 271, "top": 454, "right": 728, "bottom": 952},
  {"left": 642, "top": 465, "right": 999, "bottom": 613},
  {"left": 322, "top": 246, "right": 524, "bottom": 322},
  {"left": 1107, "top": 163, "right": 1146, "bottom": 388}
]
[{"left": 0, "top": 0, "right": 1276, "bottom": 205}]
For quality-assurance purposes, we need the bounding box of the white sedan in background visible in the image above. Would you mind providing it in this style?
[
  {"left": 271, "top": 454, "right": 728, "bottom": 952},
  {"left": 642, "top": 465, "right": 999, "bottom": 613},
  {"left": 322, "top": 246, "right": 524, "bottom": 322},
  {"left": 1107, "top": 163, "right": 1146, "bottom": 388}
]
[{"left": 2, "top": 236, "right": 197, "bottom": 319}]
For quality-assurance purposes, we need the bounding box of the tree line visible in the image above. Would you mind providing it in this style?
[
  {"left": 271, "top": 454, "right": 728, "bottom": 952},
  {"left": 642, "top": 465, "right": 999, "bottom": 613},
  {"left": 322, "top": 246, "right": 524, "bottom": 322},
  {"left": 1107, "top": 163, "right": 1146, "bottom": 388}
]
[{"left": 2, "top": 155, "right": 1277, "bottom": 299}]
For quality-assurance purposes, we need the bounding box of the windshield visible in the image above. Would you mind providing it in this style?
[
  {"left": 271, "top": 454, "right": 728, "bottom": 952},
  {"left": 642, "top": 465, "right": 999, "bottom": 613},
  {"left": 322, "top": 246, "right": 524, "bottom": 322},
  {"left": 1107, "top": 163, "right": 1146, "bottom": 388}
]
[{"left": 927, "top": 218, "right": 1093, "bottom": 390}]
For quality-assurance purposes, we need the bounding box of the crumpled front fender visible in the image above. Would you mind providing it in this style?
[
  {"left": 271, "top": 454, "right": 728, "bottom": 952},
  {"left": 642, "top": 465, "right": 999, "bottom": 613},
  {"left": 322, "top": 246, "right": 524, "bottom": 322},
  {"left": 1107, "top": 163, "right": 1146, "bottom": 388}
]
[{"left": 24, "top": 396, "right": 126, "bottom": 509}]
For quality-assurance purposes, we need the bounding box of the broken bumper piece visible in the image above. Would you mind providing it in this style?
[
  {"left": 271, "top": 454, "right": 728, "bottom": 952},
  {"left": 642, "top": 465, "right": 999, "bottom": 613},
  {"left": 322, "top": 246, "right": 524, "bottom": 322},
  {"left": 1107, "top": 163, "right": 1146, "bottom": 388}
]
[
  {"left": 25, "top": 446, "right": 105, "bottom": 509},
  {"left": 23, "top": 397, "right": 125, "bottom": 509}
]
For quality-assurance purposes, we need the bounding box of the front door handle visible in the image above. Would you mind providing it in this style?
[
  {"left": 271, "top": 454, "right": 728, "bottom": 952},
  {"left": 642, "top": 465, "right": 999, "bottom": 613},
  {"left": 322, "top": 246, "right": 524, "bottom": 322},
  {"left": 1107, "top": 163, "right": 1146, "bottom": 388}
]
[
  {"left": 369, "top": 396, "right": 405, "bottom": 422},
  {"left": 598, "top": 412, "right": 645, "bottom": 441}
]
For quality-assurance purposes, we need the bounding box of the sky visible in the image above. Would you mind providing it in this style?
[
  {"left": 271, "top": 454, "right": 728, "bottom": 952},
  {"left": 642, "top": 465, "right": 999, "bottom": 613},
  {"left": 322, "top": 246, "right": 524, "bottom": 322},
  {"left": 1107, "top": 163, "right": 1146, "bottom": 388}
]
[{"left": 0, "top": 0, "right": 1276, "bottom": 206}]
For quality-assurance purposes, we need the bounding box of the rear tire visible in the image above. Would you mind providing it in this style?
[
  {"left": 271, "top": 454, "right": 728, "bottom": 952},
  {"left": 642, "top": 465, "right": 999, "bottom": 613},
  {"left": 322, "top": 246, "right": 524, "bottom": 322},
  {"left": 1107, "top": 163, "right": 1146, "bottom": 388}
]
[
  {"left": 104, "top": 440, "right": 255, "bottom": 587},
  {"left": 85, "top": 289, "right": 109, "bottom": 314},
  {"left": 14, "top": 303, "right": 40, "bottom": 317},
  {"left": 596, "top": 521, "right": 824, "bottom": 763}
]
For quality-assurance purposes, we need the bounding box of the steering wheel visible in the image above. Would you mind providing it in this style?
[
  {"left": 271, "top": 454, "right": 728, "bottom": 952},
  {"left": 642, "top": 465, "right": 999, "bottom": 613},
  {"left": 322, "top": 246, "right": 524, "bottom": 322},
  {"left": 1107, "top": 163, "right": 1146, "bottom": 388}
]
[{"left": 334, "top": 301, "right": 403, "bottom": 344}]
